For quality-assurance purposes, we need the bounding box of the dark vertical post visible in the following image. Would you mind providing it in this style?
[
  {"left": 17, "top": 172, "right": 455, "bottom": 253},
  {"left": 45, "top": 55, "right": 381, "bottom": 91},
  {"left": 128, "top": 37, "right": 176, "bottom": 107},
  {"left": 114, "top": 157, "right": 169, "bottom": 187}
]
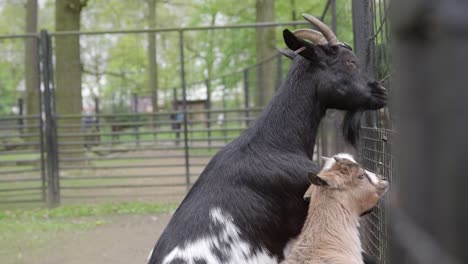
[
  {"left": 276, "top": 53, "right": 283, "bottom": 91},
  {"left": 222, "top": 77, "right": 228, "bottom": 143},
  {"left": 18, "top": 98, "right": 24, "bottom": 135},
  {"left": 331, "top": 0, "right": 337, "bottom": 32},
  {"left": 94, "top": 97, "right": 100, "bottom": 144},
  {"left": 243, "top": 69, "right": 250, "bottom": 127},
  {"left": 41, "top": 30, "right": 59, "bottom": 207},
  {"left": 132, "top": 93, "right": 139, "bottom": 146},
  {"left": 391, "top": 1, "right": 468, "bottom": 263},
  {"left": 36, "top": 36, "right": 46, "bottom": 203},
  {"left": 172, "top": 88, "right": 180, "bottom": 145},
  {"left": 352, "top": 0, "right": 376, "bottom": 126},
  {"left": 179, "top": 30, "right": 191, "bottom": 192},
  {"left": 205, "top": 79, "right": 211, "bottom": 150}
]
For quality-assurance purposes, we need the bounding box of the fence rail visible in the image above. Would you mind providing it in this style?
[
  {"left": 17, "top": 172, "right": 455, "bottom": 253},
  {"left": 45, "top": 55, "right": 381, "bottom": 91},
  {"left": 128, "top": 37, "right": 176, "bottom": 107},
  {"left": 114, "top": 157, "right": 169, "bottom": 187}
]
[{"left": 0, "top": 4, "right": 396, "bottom": 263}]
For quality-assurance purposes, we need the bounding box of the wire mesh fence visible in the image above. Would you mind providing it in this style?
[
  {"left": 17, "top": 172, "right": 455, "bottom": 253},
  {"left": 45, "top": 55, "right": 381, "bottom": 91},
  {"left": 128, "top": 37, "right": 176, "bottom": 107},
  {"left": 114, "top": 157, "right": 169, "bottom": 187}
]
[{"left": 353, "top": 0, "right": 394, "bottom": 263}]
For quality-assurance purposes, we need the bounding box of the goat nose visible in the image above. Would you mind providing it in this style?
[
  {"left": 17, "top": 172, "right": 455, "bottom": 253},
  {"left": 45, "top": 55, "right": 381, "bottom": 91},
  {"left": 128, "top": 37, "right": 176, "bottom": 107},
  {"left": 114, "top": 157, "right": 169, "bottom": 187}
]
[{"left": 380, "top": 181, "right": 389, "bottom": 190}]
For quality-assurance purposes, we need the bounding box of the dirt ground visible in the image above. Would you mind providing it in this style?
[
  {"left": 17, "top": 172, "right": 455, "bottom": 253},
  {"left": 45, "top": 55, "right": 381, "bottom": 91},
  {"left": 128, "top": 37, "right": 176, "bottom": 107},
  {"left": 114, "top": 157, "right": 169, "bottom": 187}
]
[{"left": 8, "top": 213, "right": 173, "bottom": 264}]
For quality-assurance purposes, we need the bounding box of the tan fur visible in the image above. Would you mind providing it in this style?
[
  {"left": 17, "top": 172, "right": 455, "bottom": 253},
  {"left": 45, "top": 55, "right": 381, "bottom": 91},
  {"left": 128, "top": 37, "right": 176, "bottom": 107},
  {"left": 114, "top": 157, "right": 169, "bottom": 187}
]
[{"left": 282, "top": 156, "right": 388, "bottom": 264}]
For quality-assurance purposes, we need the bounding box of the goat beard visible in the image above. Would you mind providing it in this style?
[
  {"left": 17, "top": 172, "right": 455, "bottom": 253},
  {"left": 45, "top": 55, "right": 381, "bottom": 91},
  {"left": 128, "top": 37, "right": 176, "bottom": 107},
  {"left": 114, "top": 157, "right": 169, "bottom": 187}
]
[{"left": 342, "top": 110, "right": 365, "bottom": 147}]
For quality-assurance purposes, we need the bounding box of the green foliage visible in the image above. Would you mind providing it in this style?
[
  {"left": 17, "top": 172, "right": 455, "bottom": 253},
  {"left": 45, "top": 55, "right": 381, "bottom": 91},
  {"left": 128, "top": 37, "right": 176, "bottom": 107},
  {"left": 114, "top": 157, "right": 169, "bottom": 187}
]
[{"left": 0, "top": 0, "right": 357, "bottom": 114}]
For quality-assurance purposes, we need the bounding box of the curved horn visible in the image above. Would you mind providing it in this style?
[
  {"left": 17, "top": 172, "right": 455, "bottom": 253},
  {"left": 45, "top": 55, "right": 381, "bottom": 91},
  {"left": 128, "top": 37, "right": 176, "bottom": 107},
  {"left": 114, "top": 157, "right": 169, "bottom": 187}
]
[
  {"left": 302, "top": 13, "right": 338, "bottom": 45},
  {"left": 292, "top": 29, "right": 328, "bottom": 45}
]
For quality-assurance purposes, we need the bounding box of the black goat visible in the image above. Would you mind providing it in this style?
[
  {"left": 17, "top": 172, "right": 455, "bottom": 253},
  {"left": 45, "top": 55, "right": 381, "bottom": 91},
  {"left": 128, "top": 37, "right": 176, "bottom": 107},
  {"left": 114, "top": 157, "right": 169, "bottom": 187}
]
[{"left": 148, "top": 14, "right": 387, "bottom": 264}]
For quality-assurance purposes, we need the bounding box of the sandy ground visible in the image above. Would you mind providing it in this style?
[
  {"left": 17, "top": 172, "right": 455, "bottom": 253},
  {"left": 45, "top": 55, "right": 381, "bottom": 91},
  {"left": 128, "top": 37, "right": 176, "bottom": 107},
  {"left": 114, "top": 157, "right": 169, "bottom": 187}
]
[{"left": 9, "top": 213, "right": 173, "bottom": 264}]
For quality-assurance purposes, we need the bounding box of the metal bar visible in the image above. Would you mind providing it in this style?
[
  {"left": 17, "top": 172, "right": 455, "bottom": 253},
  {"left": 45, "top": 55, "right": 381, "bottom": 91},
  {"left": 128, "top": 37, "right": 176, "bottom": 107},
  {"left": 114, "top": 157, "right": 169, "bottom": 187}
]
[
  {"left": 60, "top": 173, "right": 186, "bottom": 180},
  {"left": 59, "top": 163, "right": 207, "bottom": 170},
  {"left": 179, "top": 30, "right": 191, "bottom": 192},
  {"left": 36, "top": 33, "right": 46, "bottom": 203},
  {"left": 0, "top": 33, "right": 38, "bottom": 39},
  {"left": 41, "top": 30, "right": 59, "bottom": 207},
  {"left": 56, "top": 127, "right": 247, "bottom": 138},
  {"left": 0, "top": 132, "right": 39, "bottom": 139},
  {"left": 0, "top": 178, "right": 44, "bottom": 183},
  {"left": 0, "top": 187, "right": 42, "bottom": 192},
  {"left": 59, "top": 154, "right": 212, "bottom": 162},
  {"left": 56, "top": 136, "right": 239, "bottom": 146},
  {"left": 243, "top": 69, "right": 250, "bottom": 127},
  {"left": 331, "top": 0, "right": 337, "bottom": 32},
  {"left": 54, "top": 107, "right": 263, "bottom": 118},
  {"left": 0, "top": 168, "right": 41, "bottom": 175},
  {"left": 320, "top": 0, "right": 331, "bottom": 21},
  {"left": 0, "top": 199, "right": 42, "bottom": 204},
  {"left": 60, "top": 183, "right": 188, "bottom": 190},
  {"left": 0, "top": 115, "right": 41, "bottom": 120},
  {"left": 47, "top": 21, "right": 308, "bottom": 36}
]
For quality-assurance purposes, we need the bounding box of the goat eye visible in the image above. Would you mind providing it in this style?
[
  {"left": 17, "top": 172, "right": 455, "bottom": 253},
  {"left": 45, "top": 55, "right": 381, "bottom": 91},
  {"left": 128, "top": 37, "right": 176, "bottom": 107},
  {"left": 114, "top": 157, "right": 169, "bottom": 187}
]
[{"left": 359, "top": 174, "right": 366, "bottom": 179}]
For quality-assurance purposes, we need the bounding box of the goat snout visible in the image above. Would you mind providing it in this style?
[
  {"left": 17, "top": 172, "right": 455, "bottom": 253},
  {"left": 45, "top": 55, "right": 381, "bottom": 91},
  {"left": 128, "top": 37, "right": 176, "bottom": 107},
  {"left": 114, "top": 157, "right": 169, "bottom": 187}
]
[{"left": 378, "top": 181, "right": 389, "bottom": 194}]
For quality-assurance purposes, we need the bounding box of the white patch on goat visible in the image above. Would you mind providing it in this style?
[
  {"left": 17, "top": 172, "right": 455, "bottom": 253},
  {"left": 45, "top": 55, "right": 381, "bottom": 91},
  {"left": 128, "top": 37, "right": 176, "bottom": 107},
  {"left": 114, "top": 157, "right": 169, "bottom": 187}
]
[
  {"left": 365, "top": 170, "right": 379, "bottom": 185},
  {"left": 322, "top": 153, "right": 357, "bottom": 171},
  {"left": 161, "top": 207, "right": 277, "bottom": 264},
  {"left": 283, "top": 237, "right": 298, "bottom": 258}
]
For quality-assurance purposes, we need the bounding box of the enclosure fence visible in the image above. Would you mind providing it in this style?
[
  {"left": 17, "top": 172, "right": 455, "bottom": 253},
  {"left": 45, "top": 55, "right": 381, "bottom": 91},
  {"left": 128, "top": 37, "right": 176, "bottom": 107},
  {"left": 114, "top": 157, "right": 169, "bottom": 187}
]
[
  {"left": 0, "top": 21, "right": 309, "bottom": 206},
  {"left": 0, "top": 2, "right": 395, "bottom": 263},
  {"left": 351, "top": 0, "right": 393, "bottom": 264}
]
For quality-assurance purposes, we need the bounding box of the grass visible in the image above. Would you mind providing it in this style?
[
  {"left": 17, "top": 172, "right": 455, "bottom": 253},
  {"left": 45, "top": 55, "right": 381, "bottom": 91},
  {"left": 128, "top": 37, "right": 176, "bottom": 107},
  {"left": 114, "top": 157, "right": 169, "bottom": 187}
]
[{"left": 0, "top": 202, "right": 177, "bottom": 262}]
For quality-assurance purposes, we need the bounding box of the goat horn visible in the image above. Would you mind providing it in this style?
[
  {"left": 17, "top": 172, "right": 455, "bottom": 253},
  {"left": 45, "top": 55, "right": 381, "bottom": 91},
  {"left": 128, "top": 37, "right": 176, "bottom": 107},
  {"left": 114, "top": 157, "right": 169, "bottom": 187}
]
[
  {"left": 292, "top": 29, "right": 328, "bottom": 45},
  {"left": 302, "top": 13, "right": 338, "bottom": 45}
]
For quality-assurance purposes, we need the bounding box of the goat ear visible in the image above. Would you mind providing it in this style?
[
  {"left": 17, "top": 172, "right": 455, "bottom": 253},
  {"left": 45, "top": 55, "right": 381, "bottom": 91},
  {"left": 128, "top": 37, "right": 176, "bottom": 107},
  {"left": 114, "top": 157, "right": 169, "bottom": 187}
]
[
  {"left": 282, "top": 29, "right": 318, "bottom": 62},
  {"left": 276, "top": 47, "right": 297, "bottom": 60},
  {"left": 308, "top": 172, "right": 329, "bottom": 187},
  {"left": 334, "top": 156, "right": 345, "bottom": 163}
]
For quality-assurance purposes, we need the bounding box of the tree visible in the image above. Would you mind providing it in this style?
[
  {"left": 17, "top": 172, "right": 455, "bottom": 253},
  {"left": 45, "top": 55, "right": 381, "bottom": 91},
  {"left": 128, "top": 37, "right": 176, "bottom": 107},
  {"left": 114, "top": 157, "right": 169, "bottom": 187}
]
[
  {"left": 55, "top": 0, "right": 88, "bottom": 159},
  {"left": 24, "top": 0, "right": 40, "bottom": 139},
  {"left": 146, "top": 0, "right": 159, "bottom": 113},
  {"left": 255, "top": 0, "right": 276, "bottom": 107}
]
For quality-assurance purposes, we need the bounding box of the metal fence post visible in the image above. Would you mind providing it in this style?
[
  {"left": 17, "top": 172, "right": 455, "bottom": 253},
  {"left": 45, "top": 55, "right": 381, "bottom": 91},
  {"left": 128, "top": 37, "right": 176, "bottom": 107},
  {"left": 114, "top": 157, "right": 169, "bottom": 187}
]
[
  {"left": 179, "top": 30, "right": 191, "bottom": 192},
  {"left": 36, "top": 35, "right": 47, "bottom": 203},
  {"left": 17, "top": 98, "right": 24, "bottom": 135},
  {"left": 276, "top": 53, "right": 283, "bottom": 91},
  {"left": 40, "top": 30, "right": 60, "bottom": 207},
  {"left": 243, "top": 69, "right": 250, "bottom": 127},
  {"left": 205, "top": 79, "right": 212, "bottom": 150},
  {"left": 132, "top": 93, "right": 140, "bottom": 146},
  {"left": 222, "top": 77, "right": 228, "bottom": 143},
  {"left": 352, "top": 0, "right": 377, "bottom": 127}
]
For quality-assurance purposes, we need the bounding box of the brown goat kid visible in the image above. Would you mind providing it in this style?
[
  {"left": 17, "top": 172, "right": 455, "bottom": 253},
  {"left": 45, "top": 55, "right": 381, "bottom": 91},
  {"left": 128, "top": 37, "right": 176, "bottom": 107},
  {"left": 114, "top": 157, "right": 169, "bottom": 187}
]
[{"left": 282, "top": 154, "right": 388, "bottom": 264}]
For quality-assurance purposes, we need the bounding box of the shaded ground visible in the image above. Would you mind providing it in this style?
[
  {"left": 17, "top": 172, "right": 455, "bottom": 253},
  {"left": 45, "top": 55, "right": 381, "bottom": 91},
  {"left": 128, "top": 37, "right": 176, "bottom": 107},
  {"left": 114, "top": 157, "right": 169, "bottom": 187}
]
[{"left": 5, "top": 213, "right": 172, "bottom": 264}]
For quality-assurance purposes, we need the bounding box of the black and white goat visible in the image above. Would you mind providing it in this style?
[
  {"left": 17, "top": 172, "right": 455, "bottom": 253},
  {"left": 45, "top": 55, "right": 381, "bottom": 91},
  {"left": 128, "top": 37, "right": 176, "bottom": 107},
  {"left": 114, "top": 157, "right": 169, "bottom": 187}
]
[{"left": 148, "top": 14, "right": 387, "bottom": 264}]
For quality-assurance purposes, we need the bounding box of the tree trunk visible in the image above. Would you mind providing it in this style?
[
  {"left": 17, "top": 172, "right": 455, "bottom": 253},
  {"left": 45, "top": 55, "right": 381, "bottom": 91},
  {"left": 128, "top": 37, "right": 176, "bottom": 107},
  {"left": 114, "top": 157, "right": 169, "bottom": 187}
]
[
  {"left": 147, "top": 0, "right": 158, "bottom": 113},
  {"left": 55, "top": 0, "right": 86, "bottom": 161},
  {"left": 24, "top": 0, "right": 40, "bottom": 144},
  {"left": 255, "top": 0, "right": 276, "bottom": 107}
]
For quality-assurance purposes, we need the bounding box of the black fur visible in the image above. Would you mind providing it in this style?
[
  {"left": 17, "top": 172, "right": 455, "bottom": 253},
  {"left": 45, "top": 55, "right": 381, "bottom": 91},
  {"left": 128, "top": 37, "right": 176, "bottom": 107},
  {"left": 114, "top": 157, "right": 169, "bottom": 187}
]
[
  {"left": 148, "top": 28, "right": 387, "bottom": 264},
  {"left": 343, "top": 110, "right": 365, "bottom": 146}
]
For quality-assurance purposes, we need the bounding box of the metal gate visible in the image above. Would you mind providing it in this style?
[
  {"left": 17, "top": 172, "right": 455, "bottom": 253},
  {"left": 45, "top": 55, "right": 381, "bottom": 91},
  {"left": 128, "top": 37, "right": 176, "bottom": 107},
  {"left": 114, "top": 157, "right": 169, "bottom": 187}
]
[{"left": 0, "top": 34, "right": 46, "bottom": 205}]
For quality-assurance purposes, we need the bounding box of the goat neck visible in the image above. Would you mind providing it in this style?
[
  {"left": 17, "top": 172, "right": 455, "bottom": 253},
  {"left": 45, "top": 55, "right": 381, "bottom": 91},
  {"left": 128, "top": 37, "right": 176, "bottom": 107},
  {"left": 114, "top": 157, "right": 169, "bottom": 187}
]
[{"left": 252, "top": 59, "right": 326, "bottom": 158}]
